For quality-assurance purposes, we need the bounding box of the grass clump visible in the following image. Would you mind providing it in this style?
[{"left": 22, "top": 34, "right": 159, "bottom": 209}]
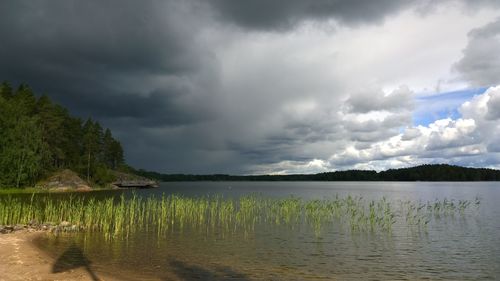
[{"left": 0, "top": 193, "right": 479, "bottom": 238}]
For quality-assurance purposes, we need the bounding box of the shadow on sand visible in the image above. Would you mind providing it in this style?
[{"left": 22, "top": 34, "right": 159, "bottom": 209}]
[
  {"left": 168, "top": 258, "right": 250, "bottom": 281},
  {"left": 52, "top": 243, "right": 99, "bottom": 281}
]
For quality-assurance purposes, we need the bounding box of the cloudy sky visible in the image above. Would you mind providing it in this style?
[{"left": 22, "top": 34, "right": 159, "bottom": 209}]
[{"left": 2, "top": 0, "right": 500, "bottom": 174}]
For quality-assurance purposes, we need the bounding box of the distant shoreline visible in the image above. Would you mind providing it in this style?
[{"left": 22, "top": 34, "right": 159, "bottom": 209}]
[
  {"left": 137, "top": 164, "right": 500, "bottom": 182},
  {"left": 2, "top": 164, "right": 499, "bottom": 193}
]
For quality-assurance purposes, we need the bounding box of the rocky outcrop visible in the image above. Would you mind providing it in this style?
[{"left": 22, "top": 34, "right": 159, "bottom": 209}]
[
  {"left": 0, "top": 220, "right": 81, "bottom": 234},
  {"left": 36, "top": 169, "right": 92, "bottom": 191},
  {"left": 34, "top": 169, "right": 157, "bottom": 191},
  {"left": 111, "top": 171, "right": 159, "bottom": 188}
]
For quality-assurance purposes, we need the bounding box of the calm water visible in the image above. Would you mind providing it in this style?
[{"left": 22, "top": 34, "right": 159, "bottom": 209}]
[{"left": 31, "top": 182, "right": 500, "bottom": 280}]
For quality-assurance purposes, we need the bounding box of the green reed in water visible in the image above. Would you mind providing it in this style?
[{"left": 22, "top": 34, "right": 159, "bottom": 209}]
[{"left": 0, "top": 193, "right": 479, "bottom": 238}]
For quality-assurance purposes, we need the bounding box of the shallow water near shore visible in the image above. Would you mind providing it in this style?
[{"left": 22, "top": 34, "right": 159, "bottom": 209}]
[{"left": 24, "top": 182, "right": 500, "bottom": 280}]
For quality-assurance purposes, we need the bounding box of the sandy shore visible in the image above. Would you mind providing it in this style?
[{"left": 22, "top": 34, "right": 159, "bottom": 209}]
[{"left": 0, "top": 231, "right": 117, "bottom": 281}]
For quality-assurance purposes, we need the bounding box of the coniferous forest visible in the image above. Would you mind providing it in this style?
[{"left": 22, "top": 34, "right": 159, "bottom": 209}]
[{"left": 0, "top": 82, "right": 125, "bottom": 188}]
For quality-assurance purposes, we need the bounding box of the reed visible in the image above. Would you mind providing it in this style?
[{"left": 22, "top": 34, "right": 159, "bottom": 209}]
[{"left": 0, "top": 194, "right": 479, "bottom": 238}]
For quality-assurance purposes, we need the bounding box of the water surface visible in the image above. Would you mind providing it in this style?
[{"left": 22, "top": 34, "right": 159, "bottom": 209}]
[{"left": 31, "top": 182, "right": 500, "bottom": 280}]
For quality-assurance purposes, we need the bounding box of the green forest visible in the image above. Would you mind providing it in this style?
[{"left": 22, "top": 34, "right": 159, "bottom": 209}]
[{"left": 0, "top": 82, "right": 125, "bottom": 188}]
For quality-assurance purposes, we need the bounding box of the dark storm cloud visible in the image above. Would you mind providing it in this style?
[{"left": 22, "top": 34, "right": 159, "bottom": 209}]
[
  {"left": 63, "top": 88, "right": 209, "bottom": 127},
  {"left": 0, "top": 0, "right": 205, "bottom": 123},
  {"left": 207, "top": 0, "right": 414, "bottom": 30},
  {"left": 207, "top": 0, "right": 500, "bottom": 31},
  {"left": 0, "top": 1, "right": 197, "bottom": 75},
  {"left": 0, "top": 0, "right": 220, "bottom": 172}
]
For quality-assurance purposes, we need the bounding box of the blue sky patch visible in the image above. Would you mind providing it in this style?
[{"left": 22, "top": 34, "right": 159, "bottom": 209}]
[{"left": 413, "top": 87, "right": 487, "bottom": 126}]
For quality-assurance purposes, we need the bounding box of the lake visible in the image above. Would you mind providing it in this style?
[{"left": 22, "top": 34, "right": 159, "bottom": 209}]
[{"left": 29, "top": 181, "right": 500, "bottom": 280}]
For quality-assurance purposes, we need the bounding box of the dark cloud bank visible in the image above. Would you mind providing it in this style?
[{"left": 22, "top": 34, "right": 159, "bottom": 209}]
[{"left": 1, "top": 0, "right": 500, "bottom": 173}]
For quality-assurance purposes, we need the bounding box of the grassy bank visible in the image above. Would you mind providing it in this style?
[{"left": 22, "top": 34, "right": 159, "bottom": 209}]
[
  {"left": 0, "top": 186, "right": 118, "bottom": 195},
  {"left": 0, "top": 188, "right": 47, "bottom": 195},
  {"left": 0, "top": 194, "right": 479, "bottom": 238}
]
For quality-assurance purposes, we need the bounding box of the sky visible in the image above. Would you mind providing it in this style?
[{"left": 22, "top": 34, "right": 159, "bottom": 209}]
[{"left": 1, "top": 0, "right": 500, "bottom": 174}]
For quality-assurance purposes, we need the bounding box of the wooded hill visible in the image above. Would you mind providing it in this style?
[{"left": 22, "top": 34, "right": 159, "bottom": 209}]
[
  {"left": 137, "top": 164, "right": 500, "bottom": 182},
  {"left": 0, "top": 82, "right": 125, "bottom": 188}
]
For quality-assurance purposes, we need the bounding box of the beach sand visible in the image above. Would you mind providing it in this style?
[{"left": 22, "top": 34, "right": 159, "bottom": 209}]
[{"left": 0, "top": 231, "right": 117, "bottom": 281}]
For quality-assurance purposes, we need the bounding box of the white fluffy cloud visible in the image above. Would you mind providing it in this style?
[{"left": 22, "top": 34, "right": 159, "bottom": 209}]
[
  {"left": 326, "top": 86, "right": 500, "bottom": 171},
  {"left": 257, "top": 86, "right": 500, "bottom": 173}
]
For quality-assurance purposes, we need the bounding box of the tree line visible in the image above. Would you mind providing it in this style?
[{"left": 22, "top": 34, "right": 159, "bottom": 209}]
[
  {"left": 137, "top": 164, "right": 500, "bottom": 182},
  {"left": 0, "top": 82, "right": 125, "bottom": 188}
]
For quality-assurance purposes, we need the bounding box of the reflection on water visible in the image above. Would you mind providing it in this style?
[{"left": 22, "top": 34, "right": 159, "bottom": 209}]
[{"left": 31, "top": 182, "right": 500, "bottom": 280}]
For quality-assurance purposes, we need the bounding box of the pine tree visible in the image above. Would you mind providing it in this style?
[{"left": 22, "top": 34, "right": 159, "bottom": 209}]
[
  {"left": 0, "top": 110, "right": 47, "bottom": 187},
  {"left": 110, "top": 139, "right": 124, "bottom": 169},
  {"left": 82, "top": 119, "right": 103, "bottom": 182},
  {"left": 102, "top": 129, "right": 114, "bottom": 168},
  {"left": 12, "top": 84, "right": 37, "bottom": 116},
  {"left": 36, "top": 95, "right": 66, "bottom": 169},
  {"left": 0, "top": 82, "right": 13, "bottom": 99},
  {"left": 61, "top": 116, "right": 83, "bottom": 169},
  {"left": 0, "top": 82, "right": 128, "bottom": 188},
  {"left": 10, "top": 116, "right": 46, "bottom": 187}
]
